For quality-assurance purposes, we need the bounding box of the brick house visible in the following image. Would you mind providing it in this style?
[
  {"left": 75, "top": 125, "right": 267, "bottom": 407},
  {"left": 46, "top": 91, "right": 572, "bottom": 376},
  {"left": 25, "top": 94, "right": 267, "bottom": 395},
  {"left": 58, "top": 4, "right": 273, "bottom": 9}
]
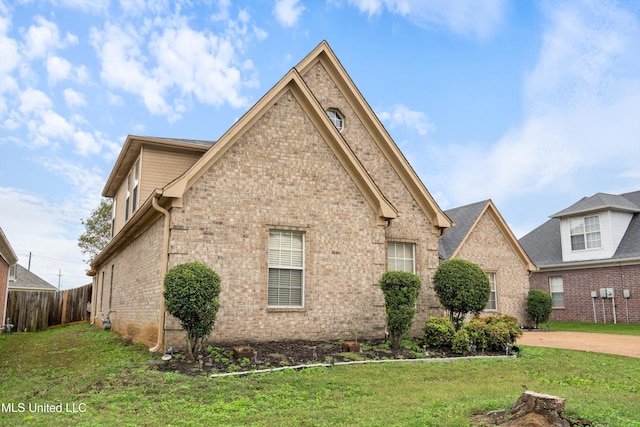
[
  {"left": 439, "top": 200, "right": 536, "bottom": 325},
  {"left": 520, "top": 191, "right": 640, "bottom": 324},
  {"left": 1, "top": 227, "right": 18, "bottom": 331},
  {"left": 89, "top": 41, "right": 456, "bottom": 350}
]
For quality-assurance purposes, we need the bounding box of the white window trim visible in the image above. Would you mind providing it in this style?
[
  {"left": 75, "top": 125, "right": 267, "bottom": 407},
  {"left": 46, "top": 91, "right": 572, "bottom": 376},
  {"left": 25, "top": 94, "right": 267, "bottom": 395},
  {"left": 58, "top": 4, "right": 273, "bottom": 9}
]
[
  {"left": 326, "top": 109, "right": 344, "bottom": 132},
  {"left": 268, "top": 230, "right": 305, "bottom": 308},
  {"left": 132, "top": 160, "right": 140, "bottom": 213},
  {"left": 549, "top": 276, "right": 565, "bottom": 308},
  {"left": 387, "top": 242, "right": 416, "bottom": 274},
  {"left": 125, "top": 173, "right": 131, "bottom": 221},
  {"left": 111, "top": 198, "right": 116, "bottom": 238},
  {"left": 485, "top": 272, "right": 497, "bottom": 311},
  {"left": 570, "top": 215, "right": 601, "bottom": 251}
]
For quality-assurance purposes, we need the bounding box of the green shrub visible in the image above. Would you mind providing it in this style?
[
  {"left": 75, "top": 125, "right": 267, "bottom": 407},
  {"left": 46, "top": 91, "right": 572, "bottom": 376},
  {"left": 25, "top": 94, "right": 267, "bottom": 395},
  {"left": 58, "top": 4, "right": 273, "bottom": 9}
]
[
  {"left": 423, "top": 316, "right": 455, "bottom": 348},
  {"left": 432, "top": 259, "right": 491, "bottom": 330},
  {"left": 464, "top": 315, "right": 522, "bottom": 352},
  {"left": 451, "top": 328, "right": 471, "bottom": 355},
  {"left": 526, "top": 289, "right": 553, "bottom": 328},
  {"left": 379, "top": 271, "right": 421, "bottom": 350},
  {"left": 164, "top": 261, "right": 221, "bottom": 360}
]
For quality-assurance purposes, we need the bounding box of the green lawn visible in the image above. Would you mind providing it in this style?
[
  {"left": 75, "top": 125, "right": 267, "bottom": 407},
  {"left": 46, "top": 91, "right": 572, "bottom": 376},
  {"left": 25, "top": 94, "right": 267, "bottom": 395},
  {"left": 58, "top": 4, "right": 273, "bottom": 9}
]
[
  {"left": 547, "top": 321, "right": 640, "bottom": 336},
  {"left": 1, "top": 324, "right": 639, "bottom": 426}
]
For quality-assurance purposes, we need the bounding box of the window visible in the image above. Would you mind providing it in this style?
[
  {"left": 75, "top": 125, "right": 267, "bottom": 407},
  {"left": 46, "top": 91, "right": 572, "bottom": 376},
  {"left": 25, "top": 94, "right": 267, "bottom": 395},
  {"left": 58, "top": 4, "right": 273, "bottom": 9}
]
[
  {"left": 268, "top": 230, "right": 304, "bottom": 307},
  {"left": 549, "top": 276, "right": 564, "bottom": 308},
  {"left": 111, "top": 198, "right": 116, "bottom": 238},
  {"left": 326, "top": 109, "right": 344, "bottom": 132},
  {"left": 570, "top": 215, "right": 601, "bottom": 251},
  {"left": 486, "top": 272, "right": 497, "bottom": 310},
  {"left": 132, "top": 160, "right": 139, "bottom": 213},
  {"left": 125, "top": 173, "right": 131, "bottom": 221},
  {"left": 387, "top": 242, "right": 415, "bottom": 273}
]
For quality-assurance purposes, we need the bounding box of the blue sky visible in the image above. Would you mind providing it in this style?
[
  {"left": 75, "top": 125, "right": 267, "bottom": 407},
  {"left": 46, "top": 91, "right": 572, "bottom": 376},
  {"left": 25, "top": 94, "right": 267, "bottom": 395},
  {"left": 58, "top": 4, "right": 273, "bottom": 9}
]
[{"left": 1, "top": 0, "right": 639, "bottom": 289}]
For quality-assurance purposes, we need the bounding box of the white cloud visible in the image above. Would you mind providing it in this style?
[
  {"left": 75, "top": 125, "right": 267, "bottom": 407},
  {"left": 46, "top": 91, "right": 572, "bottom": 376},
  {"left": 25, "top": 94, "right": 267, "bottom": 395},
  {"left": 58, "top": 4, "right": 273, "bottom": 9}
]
[
  {"left": 432, "top": 0, "right": 640, "bottom": 207},
  {"left": 378, "top": 104, "right": 434, "bottom": 136},
  {"left": 150, "top": 23, "right": 247, "bottom": 109},
  {"left": 90, "top": 7, "right": 260, "bottom": 121},
  {"left": 19, "top": 88, "right": 52, "bottom": 114},
  {"left": 274, "top": 0, "right": 305, "bottom": 27},
  {"left": 46, "top": 55, "right": 73, "bottom": 84},
  {"left": 21, "top": 16, "right": 65, "bottom": 60},
  {"left": 0, "top": 186, "right": 94, "bottom": 289},
  {"left": 51, "top": 0, "right": 110, "bottom": 15},
  {"left": 63, "top": 88, "right": 87, "bottom": 107},
  {"left": 525, "top": 0, "right": 640, "bottom": 114},
  {"left": 347, "top": 0, "right": 507, "bottom": 39}
]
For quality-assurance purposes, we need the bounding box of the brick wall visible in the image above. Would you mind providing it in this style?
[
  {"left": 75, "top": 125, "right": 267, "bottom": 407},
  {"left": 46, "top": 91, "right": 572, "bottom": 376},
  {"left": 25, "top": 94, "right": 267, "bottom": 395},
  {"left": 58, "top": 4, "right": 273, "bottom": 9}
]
[
  {"left": 94, "top": 218, "right": 165, "bottom": 346},
  {"left": 303, "top": 61, "right": 443, "bottom": 331},
  {"left": 530, "top": 264, "right": 640, "bottom": 324},
  {"left": 453, "top": 210, "right": 531, "bottom": 324},
  {"left": 164, "top": 63, "right": 441, "bottom": 344}
]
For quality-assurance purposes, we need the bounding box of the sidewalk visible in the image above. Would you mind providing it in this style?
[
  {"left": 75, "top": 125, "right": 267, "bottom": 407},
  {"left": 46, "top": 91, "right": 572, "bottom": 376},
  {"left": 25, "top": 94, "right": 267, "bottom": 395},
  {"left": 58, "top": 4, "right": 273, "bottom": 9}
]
[{"left": 517, "top": 331, "right": 640, "bottom": 358}]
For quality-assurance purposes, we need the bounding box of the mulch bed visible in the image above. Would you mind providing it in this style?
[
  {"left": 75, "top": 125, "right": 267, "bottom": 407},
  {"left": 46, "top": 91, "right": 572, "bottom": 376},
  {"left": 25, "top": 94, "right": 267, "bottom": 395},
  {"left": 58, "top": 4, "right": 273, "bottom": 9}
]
[{"left": 150, "top": 339, "right": 507, "bottom": 377}]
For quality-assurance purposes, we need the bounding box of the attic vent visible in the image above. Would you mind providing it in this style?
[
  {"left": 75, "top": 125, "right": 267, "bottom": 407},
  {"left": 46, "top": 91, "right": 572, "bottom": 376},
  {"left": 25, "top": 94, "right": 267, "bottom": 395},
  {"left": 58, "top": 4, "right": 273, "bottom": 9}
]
[{"left": 326, "top": 109, "right": 344, "bottom": 132}]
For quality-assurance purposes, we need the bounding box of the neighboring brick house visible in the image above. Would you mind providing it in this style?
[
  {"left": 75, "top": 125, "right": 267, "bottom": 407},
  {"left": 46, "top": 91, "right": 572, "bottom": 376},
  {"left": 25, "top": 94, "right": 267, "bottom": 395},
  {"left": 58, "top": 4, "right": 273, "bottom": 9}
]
[
  {"left": 439, "top": 200, "right": 536, "bottom": 325},
  {"left": 1, "top": 227, "right": 18, "bottom": 331},
  {"left": 89, "top": 41, "right": 454, "bottom": 350},
  {"left": 520, "top": 191, "right": 640, "bottom": 324}
]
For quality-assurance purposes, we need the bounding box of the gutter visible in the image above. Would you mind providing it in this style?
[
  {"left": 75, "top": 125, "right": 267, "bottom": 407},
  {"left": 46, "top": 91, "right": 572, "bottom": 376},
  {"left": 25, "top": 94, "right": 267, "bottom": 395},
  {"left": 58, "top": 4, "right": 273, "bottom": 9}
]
[
  {"left": 149, "top": 192, "right": 171, "bottom": 353},
  {"left": 536, "top": 256, "right": 640, "bottom": 271}
]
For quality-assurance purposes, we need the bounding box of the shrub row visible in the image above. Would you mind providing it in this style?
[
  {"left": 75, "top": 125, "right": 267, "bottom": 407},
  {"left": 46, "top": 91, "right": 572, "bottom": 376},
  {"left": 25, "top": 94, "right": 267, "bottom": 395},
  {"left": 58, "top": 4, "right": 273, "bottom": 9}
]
[{"left": 423, "top": 314, "right": 522, "bottom": 355}]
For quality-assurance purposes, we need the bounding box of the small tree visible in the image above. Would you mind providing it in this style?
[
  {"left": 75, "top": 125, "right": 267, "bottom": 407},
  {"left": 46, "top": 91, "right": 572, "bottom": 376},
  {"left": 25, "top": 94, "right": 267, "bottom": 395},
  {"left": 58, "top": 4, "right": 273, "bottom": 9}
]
[
  {"left": 163, "top": 262, "right": 221, "bottom": 360},
  {"left": 432, "top": 259, "right": 490, "bottom": 330},
  {"left": 379, "top": 271, "right": 421, "bottom": 350},
  {"left": 78, "top": 198, "right": 113, "bottom": 263},
  {"left": 526, "top": 289, "right": 553, "bottom": 328}
]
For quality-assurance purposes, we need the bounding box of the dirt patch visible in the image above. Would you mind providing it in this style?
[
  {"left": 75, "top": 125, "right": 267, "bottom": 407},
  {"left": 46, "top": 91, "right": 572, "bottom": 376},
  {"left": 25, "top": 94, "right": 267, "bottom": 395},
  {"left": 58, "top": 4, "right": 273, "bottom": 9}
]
[
  {"left": 150, "top": 339, "right": 506, "bottom": 377},
  {"left": 517, "top": 331, "right": 640, "bottom": 358}
]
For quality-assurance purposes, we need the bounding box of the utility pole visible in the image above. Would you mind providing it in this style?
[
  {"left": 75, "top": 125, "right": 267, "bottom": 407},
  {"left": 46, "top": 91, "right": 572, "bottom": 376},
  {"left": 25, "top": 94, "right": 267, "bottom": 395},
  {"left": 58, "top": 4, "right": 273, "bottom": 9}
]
[
  {"left": 58, "top": 269, "right": 62, "bottom": 291},
  {"left": 28, "top": 252, "right": 32, "bottom": 271}
]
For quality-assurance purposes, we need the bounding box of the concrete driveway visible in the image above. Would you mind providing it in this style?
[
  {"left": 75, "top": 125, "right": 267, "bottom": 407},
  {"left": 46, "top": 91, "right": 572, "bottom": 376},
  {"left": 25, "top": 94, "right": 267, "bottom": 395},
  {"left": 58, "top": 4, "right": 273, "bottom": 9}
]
[{"left": 517, "top": 331, "right": 640, "bottom": 358}]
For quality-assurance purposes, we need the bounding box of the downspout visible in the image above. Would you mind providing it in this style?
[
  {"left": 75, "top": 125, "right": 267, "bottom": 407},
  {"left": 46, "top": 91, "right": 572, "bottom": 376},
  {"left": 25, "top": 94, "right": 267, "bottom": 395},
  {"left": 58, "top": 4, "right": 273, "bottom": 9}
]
[{"left": 150, "top": 193, "right": 170, "bottom": 353}]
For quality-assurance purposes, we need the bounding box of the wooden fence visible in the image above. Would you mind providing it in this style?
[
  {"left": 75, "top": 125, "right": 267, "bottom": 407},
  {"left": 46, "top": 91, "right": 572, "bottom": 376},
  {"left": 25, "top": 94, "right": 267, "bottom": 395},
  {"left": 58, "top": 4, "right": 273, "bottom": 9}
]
[{"left": 5, "top": 284, "right": 92, "bottom": 332}]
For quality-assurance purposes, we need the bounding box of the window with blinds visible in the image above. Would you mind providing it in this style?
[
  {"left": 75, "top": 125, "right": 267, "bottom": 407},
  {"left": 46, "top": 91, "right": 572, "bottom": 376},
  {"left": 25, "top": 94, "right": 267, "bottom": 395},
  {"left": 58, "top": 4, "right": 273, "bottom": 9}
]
[
  {"left": 268, "top": 230, "right": 304, "bottom": 307},
  {"left": 549, "top": 276, "right": 564, "bottom": 308},
  {"left": 486, "top": 272, "right": 497, "bottom": 310},
  {"left": 387, "top": 242, "right": 415, "bottom": 273}
]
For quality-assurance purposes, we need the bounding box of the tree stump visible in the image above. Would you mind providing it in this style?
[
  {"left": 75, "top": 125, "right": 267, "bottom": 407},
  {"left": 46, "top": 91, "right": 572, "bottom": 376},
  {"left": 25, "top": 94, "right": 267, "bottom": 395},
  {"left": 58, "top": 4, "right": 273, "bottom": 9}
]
[{"left": 473, "top": 391, "right": 570, "bottom": 426}]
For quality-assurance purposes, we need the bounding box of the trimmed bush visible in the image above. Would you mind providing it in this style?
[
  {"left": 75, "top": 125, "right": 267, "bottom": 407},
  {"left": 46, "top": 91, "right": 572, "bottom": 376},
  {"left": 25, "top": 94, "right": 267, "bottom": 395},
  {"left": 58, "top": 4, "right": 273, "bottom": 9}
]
[
  {"left": 164, "top": 261, "right": 221, "bottom": 360},
  {"left": 432, "top": 259, "right": 491, "bottom": 330},
  {"left": 526, "top": 289, "right": 553, "bottom": 328},
  {"left": 451, "top": 328, "right": 471, "bottom": 355},
  {"left": 423, "top": 316, "right": 455, "bottom": 348},
  {"left": 379, "top": 271, "right": 421, "bottom": 350},
  {"left": 464, "top": 315, "right": 522, "bottom": 352}
]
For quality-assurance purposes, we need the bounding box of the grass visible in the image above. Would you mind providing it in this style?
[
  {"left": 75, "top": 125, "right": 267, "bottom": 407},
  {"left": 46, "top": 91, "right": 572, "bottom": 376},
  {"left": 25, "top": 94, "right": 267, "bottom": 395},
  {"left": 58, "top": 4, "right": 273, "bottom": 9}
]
[
  {"left": 0, "top": 324, "right": 639, "bottom": 426},
  {"left": 546, "top": 321, "right": 640, "bottom": 336}
]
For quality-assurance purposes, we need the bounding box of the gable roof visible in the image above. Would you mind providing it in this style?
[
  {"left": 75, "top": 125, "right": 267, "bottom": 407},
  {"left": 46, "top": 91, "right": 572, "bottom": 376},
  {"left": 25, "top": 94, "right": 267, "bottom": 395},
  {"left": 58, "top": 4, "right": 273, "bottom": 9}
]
[
  {"left": 162, "top": 41, "right": 450, "bottom": 230},
  {"left": 9, "top": 264, "right": 58, "bottom": 292},
  {"left": 295, "top": 41, "right": 452, "bottom": 233},
  {"left": 439, "top": 200, "right": 536, "bottom": 272},
  {"left": 520, "top": 190, "right": 640, "bottom": 268},
  {"left": 551, "top": 192, "right": 640, "bottom": 218}
]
